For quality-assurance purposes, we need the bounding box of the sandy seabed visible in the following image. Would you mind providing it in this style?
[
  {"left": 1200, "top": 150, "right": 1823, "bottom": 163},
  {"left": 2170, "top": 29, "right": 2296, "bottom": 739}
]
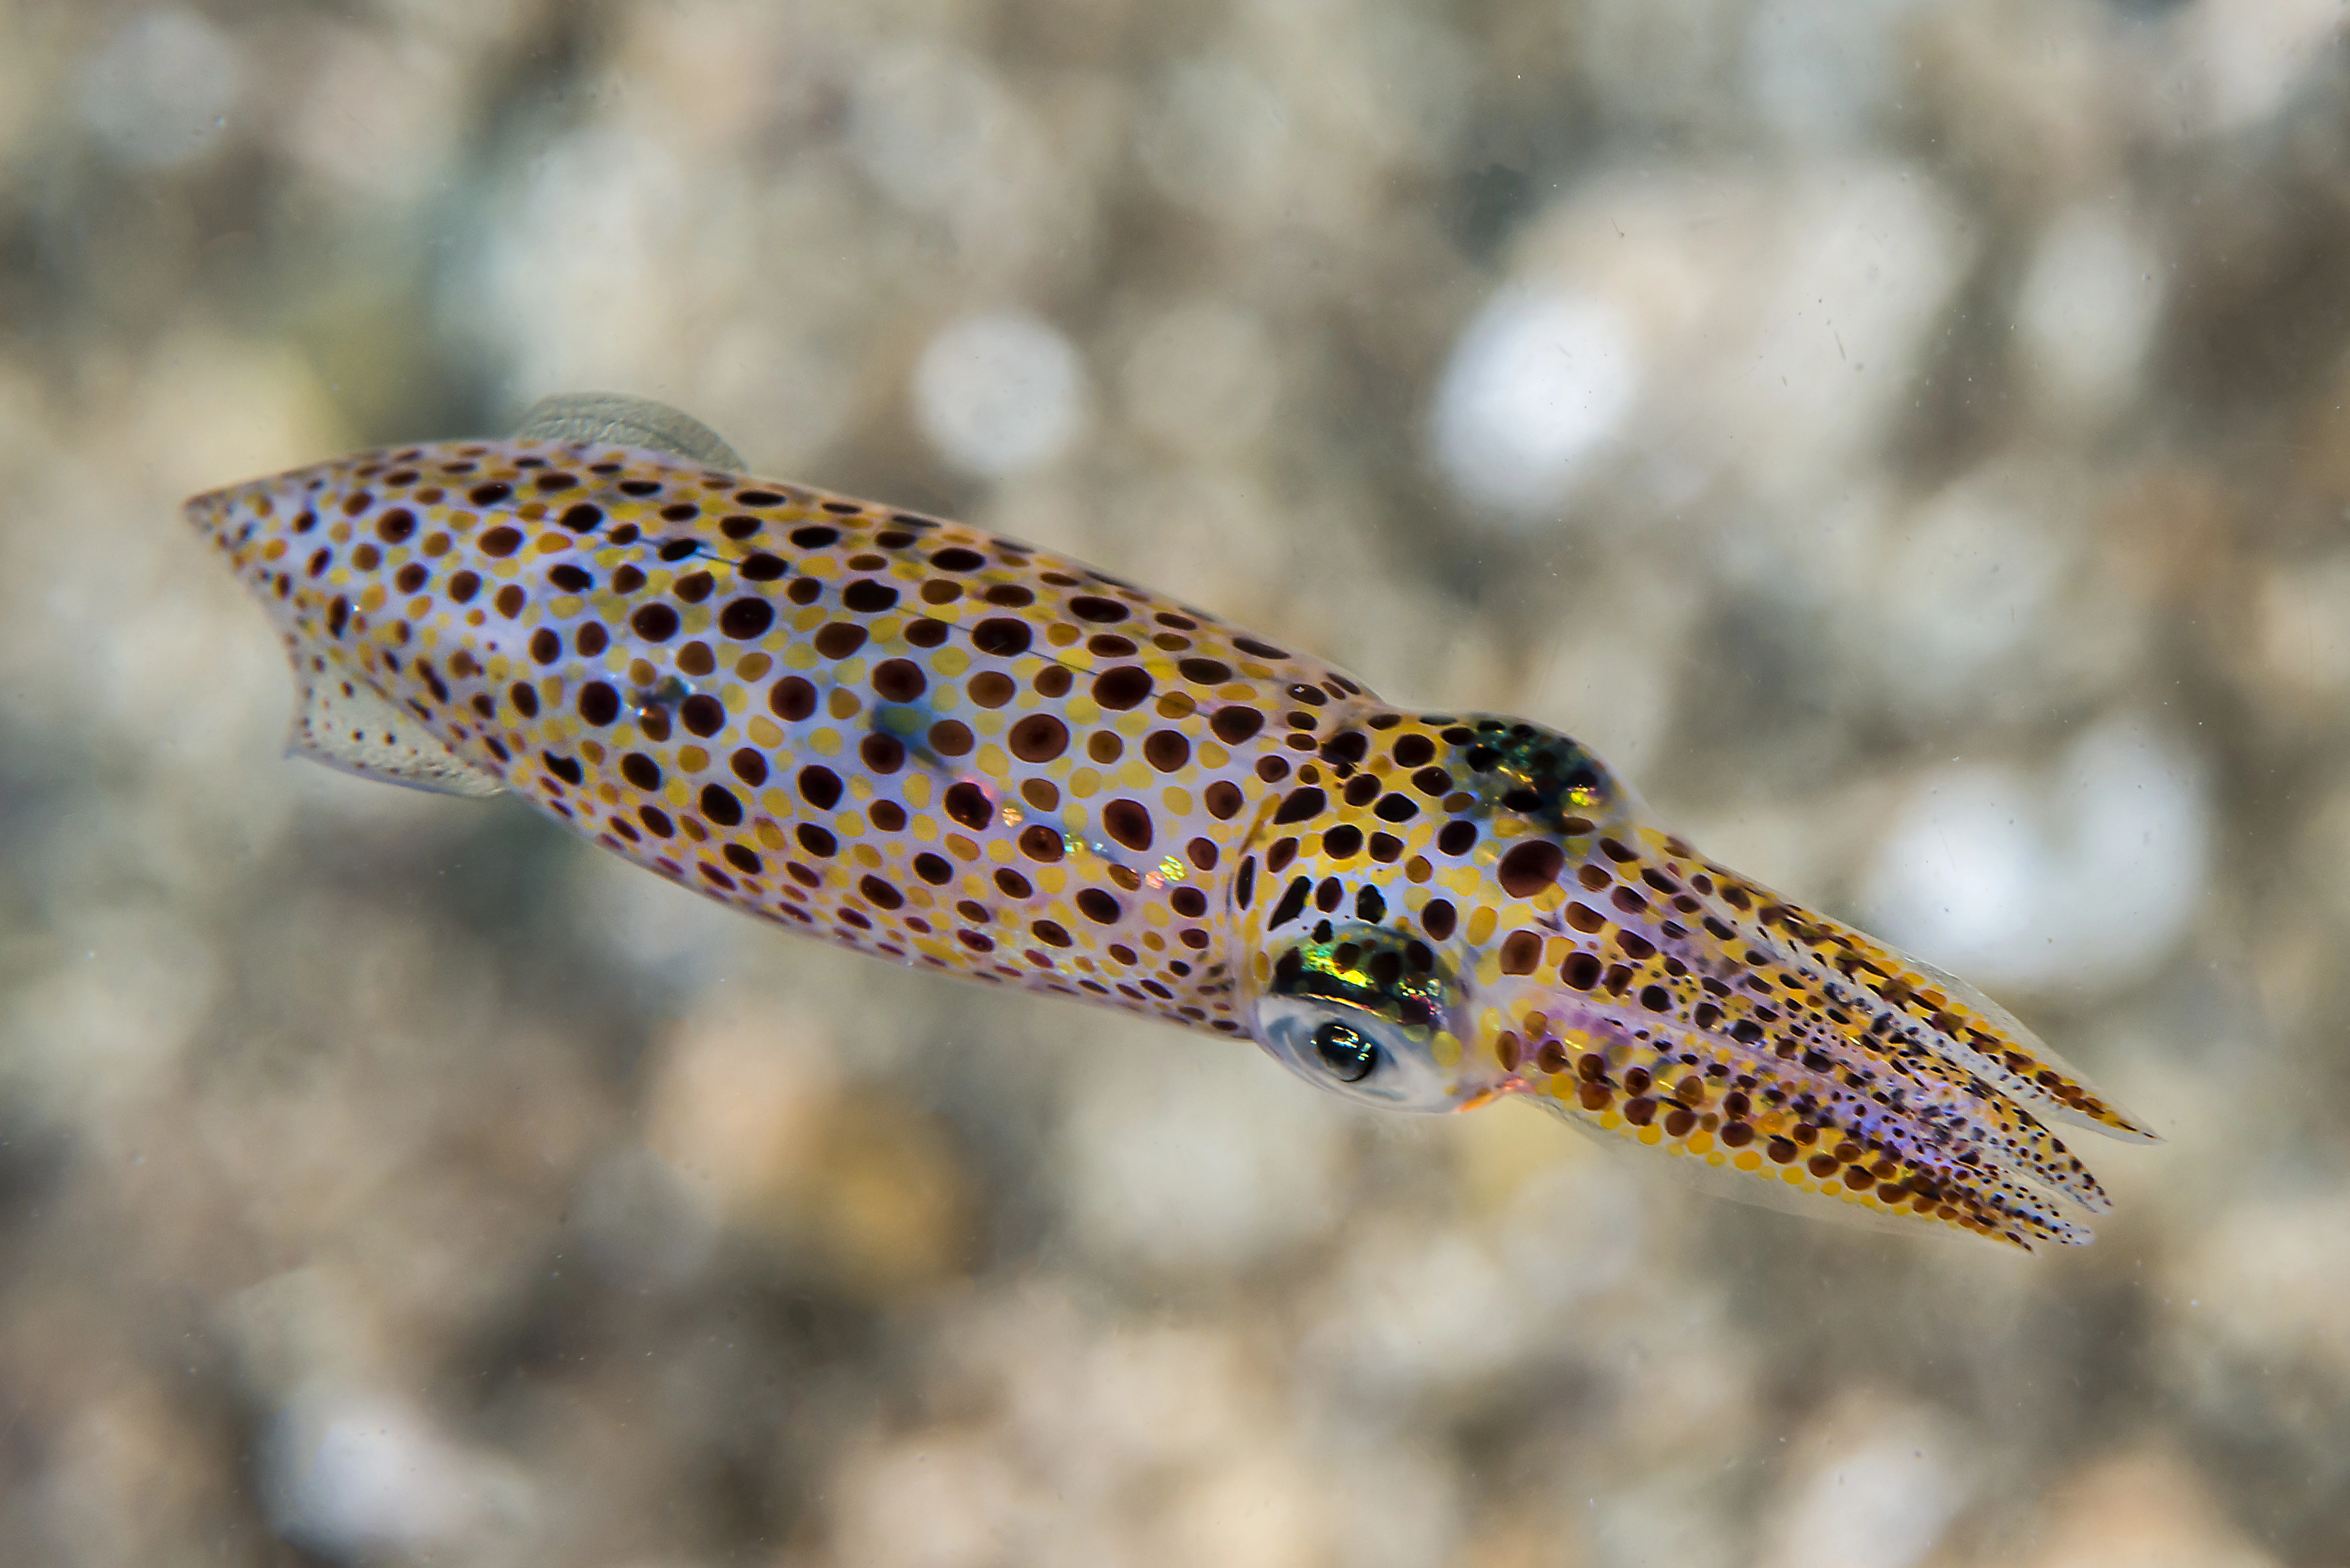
[{"left": 2, "top": 2, "right": 2345, "bottom": 1564}]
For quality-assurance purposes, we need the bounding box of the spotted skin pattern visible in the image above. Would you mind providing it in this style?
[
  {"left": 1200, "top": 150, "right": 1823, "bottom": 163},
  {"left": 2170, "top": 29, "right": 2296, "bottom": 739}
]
[{"left": 189, "top": 430, "right": 2155, "bottom": 1251}]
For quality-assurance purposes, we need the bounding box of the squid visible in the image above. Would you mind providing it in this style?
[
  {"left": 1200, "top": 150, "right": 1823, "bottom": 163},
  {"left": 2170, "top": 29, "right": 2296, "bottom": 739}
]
[{"left": 188, "top": 393, "right": 2153, "bottom": 1249}]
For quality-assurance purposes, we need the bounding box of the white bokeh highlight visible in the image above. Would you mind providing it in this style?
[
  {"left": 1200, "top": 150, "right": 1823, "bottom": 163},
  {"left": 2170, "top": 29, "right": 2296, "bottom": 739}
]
[
  {"left": 1873, "top": 470, "right": 2073, "bottom": 709},
  {"left": 1430, "top": 288, "right": 1641, "bottom": 518},
  {"left": 77, "top": 8, "right": 244, "bottom": 170},
  {"left": 845, "top": 43, "right": 1072, "bottom": 288},
  {"left": 1758, "top": 1404, "right": 1974, "bottom": 1568},
  {"left": 459, "top": 125, "right": 866, "bottom": 470},
  {"left": 2173, "top": 0, "right": 2349, "bottom": 132},
  {"left": 1862, "top": 722, "right": 2212, "bottom": 991},
  {"left": 1742, "top": 0, "right": 1912, "bottom": 146},
  {"left": 264, "top": 1390, "right": 530, "bottom": 1560},
  {"left": 1135, "top": 59, "right": 1294, "bottom": 224},
  {"left": 914, "top": 312, "right": 1089, "bottom": 478},
  {"left": 2016, "top": 204, "right": 2165, "bottom": 422},
  {"left": 1458, "top": 163, "right": 1970, "bottom": 518}
]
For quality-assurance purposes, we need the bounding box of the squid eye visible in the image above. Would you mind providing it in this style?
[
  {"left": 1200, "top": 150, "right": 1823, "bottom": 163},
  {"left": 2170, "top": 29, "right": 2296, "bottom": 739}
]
[
  {"left": 1312, "top": 1020, "right": 1379, "bottom": 1082},
  {"left": 1251, "top": 992, "right": 1460, "bottom": 1112}
]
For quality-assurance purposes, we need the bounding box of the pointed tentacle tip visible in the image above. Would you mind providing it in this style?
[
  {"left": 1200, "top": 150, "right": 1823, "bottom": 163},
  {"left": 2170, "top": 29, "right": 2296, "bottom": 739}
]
[
  {"left": 1451, "top": 819, "right": 2152, "bottom": 1253},
  {"left": 1499, "top": 1071, "right": 2108, "bottom": 1253}
]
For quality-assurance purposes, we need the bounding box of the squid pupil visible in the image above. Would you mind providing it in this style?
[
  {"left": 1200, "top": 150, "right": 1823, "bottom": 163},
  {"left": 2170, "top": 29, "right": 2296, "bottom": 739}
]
[{"left": 1312, "top": 1021, "right": 1378, "bottom": 1083}]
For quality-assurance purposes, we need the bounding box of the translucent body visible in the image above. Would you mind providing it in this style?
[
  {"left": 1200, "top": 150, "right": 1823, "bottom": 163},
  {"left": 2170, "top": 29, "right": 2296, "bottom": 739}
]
[{"left": 187, "top": 410, "right": 2154, "bottom": 1250}]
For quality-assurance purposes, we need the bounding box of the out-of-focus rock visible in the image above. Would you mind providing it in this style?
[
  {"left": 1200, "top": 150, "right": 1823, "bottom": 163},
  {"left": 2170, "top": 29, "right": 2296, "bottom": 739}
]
[
  {"left": 2169, "top": 0, "right": 2348, "bottom": 135},
  {"left": 1861, "top": 719, "right": 2211, "bottom": 991},
  {"left": 262, "top": 1387, "right": 537, "bottom": 1561},
  {"left": 1755, "top": 1395, "right": 1976, "bottom": 1568},
  {"left": 1449, "top": 162, "right": 1973, "bottom": 524},
  {"left": 1118, "top": 299, "right": 1281, "bottom": 460},
  {"left": 2165, "top": 1185, "right": 2350, "bottom": 1388},
  {"left": 2009, "top": 1451, "right": 2281, "bottom": 1568},
  {"left": 645, "top": 1006, "right": 974, "bottom": 1297},
  {"left": 76, "top": 9, "right": 246, "bottom": 171},
  {"left": 2014, "top": 203, "right": 2167, "bottom": 427},
  {"left": 1052, "top": 1024, "right": 1348, "bottom": 1279}
]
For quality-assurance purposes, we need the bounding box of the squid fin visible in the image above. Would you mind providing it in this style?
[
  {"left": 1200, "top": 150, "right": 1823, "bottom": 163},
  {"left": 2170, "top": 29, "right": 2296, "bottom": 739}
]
[
  {"left": 289, "top": 670, "right": 505, "bottom": 798},
  {"left": 511, "top": 391, "right": 745, "bottom": 469}
]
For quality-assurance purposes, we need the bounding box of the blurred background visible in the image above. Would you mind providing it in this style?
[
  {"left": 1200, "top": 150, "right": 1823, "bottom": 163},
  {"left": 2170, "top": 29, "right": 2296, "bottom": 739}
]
[{"left": 1, "top": 0, "right": 2345, "bottom": 1563}]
